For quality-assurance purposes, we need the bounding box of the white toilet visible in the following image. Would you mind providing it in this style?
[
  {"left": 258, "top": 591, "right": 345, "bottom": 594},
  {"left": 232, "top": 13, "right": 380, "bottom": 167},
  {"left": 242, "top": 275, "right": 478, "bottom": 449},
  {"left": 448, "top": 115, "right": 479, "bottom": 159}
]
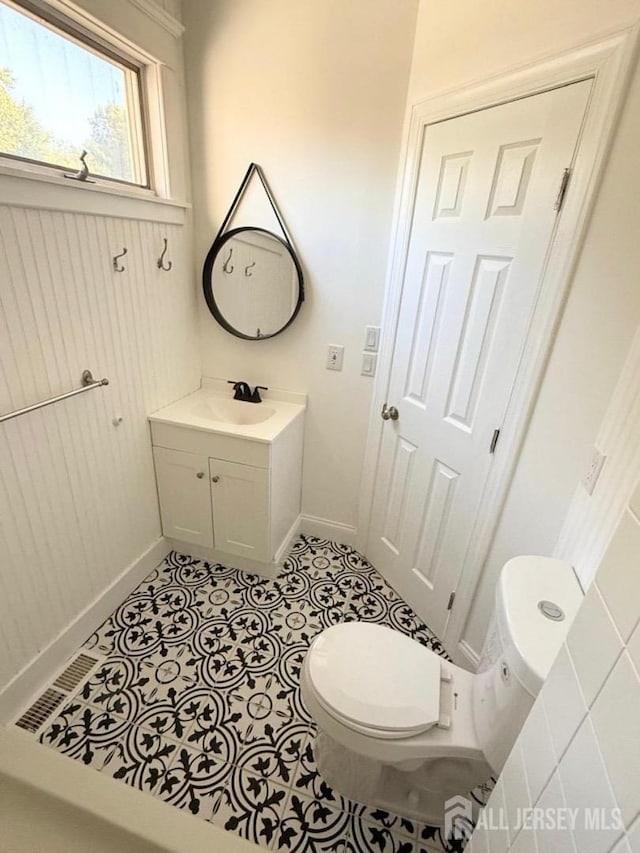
[{"left": 301, "top": 555, "right": 583, "bottom": 824}]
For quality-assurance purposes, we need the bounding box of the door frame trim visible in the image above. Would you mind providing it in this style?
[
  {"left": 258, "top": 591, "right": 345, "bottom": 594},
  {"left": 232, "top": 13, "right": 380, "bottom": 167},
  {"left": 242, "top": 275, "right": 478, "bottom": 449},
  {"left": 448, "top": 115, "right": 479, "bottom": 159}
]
[{"left": 357, "top": 26, "right": 639, "bottom": 667}]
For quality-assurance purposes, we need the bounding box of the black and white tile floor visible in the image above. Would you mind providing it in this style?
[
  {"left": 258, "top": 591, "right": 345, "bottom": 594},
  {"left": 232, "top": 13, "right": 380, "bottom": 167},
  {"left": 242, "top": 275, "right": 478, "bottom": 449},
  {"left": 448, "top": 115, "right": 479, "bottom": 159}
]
[{"left": 36, "top": 536, "right": 489, "bottom": 852}]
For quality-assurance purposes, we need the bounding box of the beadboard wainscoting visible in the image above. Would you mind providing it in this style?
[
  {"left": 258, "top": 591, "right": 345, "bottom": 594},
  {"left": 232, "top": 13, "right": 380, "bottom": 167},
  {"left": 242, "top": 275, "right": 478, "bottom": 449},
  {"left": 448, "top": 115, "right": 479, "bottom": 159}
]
[{"left": 0, "top": 203, "right": 200, "bottom": 710}]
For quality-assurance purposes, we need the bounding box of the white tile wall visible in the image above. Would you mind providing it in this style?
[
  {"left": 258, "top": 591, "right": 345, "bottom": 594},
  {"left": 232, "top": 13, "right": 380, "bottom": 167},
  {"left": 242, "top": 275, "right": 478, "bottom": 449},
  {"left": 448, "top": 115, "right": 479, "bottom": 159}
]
[
  {"left": 471, "top": 480, "right": 640, "bottom": 853},
  {"left": 535, "top": 771, "right": 577, "bottom": 853},
  {"left": 595, "top": 512, "right": 640, "bottom": 642},
  {"left": 502, "top": 743, "right": 532, "bottom": 844},
  {"left": 539, "top": 645, "right": 586, "bottom": 759},
  {"left": 558, "top": 717, "right": 620, "bottom": 853},
  {"left": 487, "top": 776, "right": 510, "bottom": 853},
  {"left": 518, "top": 699, "right": 556, "bottom": 804},
  {"left": 566, "top": 585, "right": 623, "bottom": 706},
  {"left": 590, "top": 653, "right": 640, "bottom": 824}
]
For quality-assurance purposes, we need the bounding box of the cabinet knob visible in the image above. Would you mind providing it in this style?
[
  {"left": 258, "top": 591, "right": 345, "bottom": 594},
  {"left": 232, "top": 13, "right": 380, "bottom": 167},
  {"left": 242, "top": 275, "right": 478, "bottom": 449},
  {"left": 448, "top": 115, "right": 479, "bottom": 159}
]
[
  {"left": 196, "top": 471, "right": 205, "bottom": 479},
  {"left": 211, "top": 475, "right": 220, "bottom": 483}
]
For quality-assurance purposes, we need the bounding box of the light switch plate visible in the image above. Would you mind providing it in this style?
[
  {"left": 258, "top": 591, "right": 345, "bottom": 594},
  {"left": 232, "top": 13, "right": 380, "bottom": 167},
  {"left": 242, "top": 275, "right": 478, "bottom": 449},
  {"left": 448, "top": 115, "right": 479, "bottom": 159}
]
[
  {"left": 326, "top": 344, "right": 344, "bottom": 371},
  {"left": 361, "top": 352, "right": 377, "bottom": 377},
  {"left": 364, "top": 326, "right": 380, "bottom": 352}
]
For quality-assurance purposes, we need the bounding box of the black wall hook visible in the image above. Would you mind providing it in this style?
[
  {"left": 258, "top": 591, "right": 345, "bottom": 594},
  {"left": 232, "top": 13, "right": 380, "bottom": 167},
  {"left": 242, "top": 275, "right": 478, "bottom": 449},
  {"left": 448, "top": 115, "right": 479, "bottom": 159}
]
[
  {"left": 157, "top": 237, "right": 172, "bottom": 271},
  {"left": 112, "top": 247, "right": 127, "bottom": 272}
]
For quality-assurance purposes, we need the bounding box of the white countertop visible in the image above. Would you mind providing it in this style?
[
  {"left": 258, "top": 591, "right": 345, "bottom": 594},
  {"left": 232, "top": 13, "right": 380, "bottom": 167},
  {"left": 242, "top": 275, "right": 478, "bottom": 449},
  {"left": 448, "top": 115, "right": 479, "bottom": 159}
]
[{"left": 148, "top": 385, "right": 306, "bottom": 443}]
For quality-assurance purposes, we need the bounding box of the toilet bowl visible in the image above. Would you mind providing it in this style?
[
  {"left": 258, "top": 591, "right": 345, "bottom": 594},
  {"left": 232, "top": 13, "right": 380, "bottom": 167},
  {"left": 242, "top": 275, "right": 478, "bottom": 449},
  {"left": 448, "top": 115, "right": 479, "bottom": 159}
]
[{"left": 301, "top": 555, "right": 583, "bottom": 824}]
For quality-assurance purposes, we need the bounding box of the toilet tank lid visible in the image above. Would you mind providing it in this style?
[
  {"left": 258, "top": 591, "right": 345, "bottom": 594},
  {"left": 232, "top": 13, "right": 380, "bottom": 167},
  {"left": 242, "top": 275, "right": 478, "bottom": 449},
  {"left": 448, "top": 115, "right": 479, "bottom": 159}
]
[
  {"left": 497, "top": 555, "right": 583, "bottom": 694},
  {"left": 307, "top": 623, "right": 441, "bottom": 734}
]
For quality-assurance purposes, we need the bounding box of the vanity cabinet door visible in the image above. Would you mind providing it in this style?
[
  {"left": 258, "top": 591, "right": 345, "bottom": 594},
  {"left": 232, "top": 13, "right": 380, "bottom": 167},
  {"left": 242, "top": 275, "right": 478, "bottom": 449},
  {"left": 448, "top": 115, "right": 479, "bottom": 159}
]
[
  {"left": 210, "top": 458, "right": 270, "bottom": 562},
  {"left": 153, "top": 447, "right": 214, "bottom": 548}
]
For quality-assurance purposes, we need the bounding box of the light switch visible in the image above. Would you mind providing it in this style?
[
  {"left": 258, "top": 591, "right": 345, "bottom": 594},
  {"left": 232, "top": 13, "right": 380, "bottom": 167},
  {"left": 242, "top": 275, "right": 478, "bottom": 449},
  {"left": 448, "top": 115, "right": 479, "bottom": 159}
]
[
  {"left": 364, "top": 326, "right": 380, "bottom": 352},
  {"left": 361, "top": 352, "right": 377, "bottom": 377}
]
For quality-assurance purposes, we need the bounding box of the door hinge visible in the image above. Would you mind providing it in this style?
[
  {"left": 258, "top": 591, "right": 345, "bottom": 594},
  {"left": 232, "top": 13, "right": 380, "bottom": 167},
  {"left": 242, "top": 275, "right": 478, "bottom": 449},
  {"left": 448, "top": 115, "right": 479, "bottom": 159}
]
[
  {"left": 489, "top": 428, "right": 501, "bottom": 454},
  {"left": 447, "top": 591, "right": 456, "bottom": 611},
  {"left": 554, "top": 167, "right": 571, "bottom": 212}
]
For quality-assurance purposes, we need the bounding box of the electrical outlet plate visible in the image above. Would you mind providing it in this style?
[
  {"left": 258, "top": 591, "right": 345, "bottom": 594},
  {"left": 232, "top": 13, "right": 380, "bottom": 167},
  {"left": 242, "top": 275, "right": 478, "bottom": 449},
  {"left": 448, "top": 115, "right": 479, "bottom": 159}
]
[
  {"left": 582, "top": 447, "right": 606, "bottom": 495},
  {"left": 326, "top": 344, "right": 344, "bottom": 371}
]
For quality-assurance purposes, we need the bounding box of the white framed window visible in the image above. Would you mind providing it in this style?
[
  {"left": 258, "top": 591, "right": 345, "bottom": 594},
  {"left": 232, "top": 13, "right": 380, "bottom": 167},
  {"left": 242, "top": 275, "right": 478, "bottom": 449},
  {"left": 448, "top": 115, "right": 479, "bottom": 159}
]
[{"left": 0, "top": 0, "right": 150, "bottom": 188}]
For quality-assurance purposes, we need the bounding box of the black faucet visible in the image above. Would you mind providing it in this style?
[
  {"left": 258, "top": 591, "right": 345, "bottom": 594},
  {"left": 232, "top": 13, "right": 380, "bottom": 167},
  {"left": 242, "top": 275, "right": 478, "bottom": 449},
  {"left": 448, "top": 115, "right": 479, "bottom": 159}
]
[{"left": 227, "top": 380, "right": 269, "bottom": 403}]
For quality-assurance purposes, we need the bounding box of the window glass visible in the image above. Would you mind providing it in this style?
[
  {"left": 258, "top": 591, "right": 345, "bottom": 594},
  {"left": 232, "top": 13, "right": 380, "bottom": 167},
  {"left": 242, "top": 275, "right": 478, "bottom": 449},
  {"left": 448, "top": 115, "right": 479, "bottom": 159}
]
[{"left": 0, "top": 0, "right": 147, "bottom": 186}]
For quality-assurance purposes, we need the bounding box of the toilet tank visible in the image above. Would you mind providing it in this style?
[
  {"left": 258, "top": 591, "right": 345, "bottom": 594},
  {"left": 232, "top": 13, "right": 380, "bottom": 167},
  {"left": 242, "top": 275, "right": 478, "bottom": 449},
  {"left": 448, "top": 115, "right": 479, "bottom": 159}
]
[{"left": 472, "top": 555, "right": 583, "bottom": 773}]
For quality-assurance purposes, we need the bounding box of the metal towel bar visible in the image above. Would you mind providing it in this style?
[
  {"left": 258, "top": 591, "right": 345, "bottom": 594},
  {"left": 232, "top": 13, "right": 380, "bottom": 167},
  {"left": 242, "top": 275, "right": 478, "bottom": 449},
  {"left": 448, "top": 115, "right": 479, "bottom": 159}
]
[{"left": 0, "top": 369, "right": 109, "bottom": 424}]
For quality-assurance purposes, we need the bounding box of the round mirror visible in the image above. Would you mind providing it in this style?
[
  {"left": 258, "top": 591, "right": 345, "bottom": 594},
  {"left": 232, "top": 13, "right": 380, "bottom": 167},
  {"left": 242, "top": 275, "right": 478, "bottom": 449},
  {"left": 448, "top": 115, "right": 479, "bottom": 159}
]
[{"left": 202, "top": 227, "right": 304, "bottom": 340}]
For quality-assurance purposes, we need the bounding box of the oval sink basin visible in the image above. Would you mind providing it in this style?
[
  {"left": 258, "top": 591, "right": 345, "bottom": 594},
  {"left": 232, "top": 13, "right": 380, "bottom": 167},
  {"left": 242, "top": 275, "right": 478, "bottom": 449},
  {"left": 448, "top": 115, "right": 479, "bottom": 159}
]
[{"left": 191, "top": 398, "right": 276, "bottom": 425}]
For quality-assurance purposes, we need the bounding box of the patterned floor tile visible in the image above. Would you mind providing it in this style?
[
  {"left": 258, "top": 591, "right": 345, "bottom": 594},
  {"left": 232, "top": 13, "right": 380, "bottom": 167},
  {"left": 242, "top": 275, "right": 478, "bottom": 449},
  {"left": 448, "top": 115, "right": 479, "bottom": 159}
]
[
  {"left": 349, "top": 819, "right": 420, "bottom": 853},
  {"left": 352, "top": 806, "right": 419, "bottom": 839},
  {"left": 39, "top": 699, "right": 131, "bottom": 769},
  {"left": 292, "top": 738, "right": 357, "bottom": 814},
  {"left": 235, "top": 718, "right": 310, "bottom": 787},
  {"left": 269, "top": 601, "right": 323, "bottom": 647},
  {"left": 101, "top": 723, "right": 178, "bottom": 794},
  {"left": 275, "top": 791, "right": 354, "bottom": 852},
  {"left": 182, "top": 689, "right": 246, "bottom": 765},
  {"left": 209, "top": 765, "right": 289, "bottom": 848},
  {"left": 193, "top": 575, "right": 246, "bottom": 620},
  {"left": 33, "top": 536, "right": 469, "bottom": 852},
  {"left": 75, "top": 656, "right": 146, "bottom": 722},
  {"left": 126, "top": 684, "right": 213, "bottom": 742},
  {"left": 275, "top": 643, "right": 314, "bottom": 723},
  {"left": 155, "top": 742, "right": 232, "bottom": 820}
]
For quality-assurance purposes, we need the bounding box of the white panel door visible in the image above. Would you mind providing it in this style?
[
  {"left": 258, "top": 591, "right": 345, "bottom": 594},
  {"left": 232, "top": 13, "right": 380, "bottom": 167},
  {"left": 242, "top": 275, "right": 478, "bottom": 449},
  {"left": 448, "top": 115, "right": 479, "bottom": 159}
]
[
  {"left": 153, "top": 447, "right": 214, "bottom": 548},
  {"left": 367, "top": 81, "right": 591, "bottom": 638},
  {"left": 210, "top": 458, "right": 270, "bottom": 562}
]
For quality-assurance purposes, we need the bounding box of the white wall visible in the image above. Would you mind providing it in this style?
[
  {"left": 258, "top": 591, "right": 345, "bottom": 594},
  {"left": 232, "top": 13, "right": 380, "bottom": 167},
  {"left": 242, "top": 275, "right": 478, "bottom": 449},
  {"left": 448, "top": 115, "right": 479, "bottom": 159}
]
[
  {"left": 469, "top": 480, "right": 640, "bottom": 853},
  {"left": 0, "top": 0, "right": 199, "bottom": 697},
  {"left": 182, "top": 0, "right": 419, "bottom": 535},
  {"left": 401, "top": 0, "right": 640, "bottom": 656}
]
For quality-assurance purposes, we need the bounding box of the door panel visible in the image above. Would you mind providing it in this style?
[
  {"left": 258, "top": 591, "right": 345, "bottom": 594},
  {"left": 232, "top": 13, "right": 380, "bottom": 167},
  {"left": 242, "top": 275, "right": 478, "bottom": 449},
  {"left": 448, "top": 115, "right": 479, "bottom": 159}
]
[
  {"left": 153, "top": 446, "right": 213, "bottom": 548},
  {"left": 368, "top": 81, "right": 591, "bottom": 638},
  {"left": 210, "top": 458, "right": 270, "bottom": 562},
  {"left": 381, "top": 437, "right": 417, "bottom": 553}
]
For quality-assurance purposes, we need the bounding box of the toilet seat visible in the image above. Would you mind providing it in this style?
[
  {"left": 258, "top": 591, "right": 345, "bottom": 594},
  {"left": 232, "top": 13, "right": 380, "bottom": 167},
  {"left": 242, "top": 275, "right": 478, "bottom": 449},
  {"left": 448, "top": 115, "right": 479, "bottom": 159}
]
[{"left": 306, "top": 623, "right": 442, "bottom": 739}]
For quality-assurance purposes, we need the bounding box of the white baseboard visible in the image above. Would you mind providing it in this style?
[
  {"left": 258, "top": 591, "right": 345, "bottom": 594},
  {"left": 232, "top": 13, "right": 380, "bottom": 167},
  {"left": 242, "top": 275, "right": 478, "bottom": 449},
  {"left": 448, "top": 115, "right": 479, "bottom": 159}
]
[
  {"left": 299, "top": 514, "right": 358, "bottom": 547},
  {"left": 0, "top": 537, "right": 169, "bottom": 726},
  {"left": 166, "top": 540, "right": 281, "bottom": 580},
  {"left": 454, "top": 639, "right": 481, "bottom": 672},
  {"left": 274, "top": 515, "right": 302, "bottom": 564}
]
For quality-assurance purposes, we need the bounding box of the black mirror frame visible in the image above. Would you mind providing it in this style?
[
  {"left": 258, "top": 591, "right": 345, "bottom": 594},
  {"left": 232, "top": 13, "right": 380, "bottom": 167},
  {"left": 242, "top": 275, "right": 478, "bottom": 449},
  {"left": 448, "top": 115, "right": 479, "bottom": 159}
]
[{"left": 202, "top": 226, "right": 305, "bottom": 341}]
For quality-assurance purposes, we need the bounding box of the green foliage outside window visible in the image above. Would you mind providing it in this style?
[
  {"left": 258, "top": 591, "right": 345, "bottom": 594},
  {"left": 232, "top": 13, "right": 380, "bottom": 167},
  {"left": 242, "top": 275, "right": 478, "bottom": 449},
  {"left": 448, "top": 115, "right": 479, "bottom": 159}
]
[{"left": 0, "top": 68, "right": 132, "bottom": 181}]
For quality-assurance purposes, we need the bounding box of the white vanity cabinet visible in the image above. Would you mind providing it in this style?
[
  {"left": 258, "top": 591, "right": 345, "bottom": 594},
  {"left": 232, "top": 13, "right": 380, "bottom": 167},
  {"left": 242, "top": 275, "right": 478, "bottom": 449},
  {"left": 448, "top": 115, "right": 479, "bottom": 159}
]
[
  {"left": 153, "top": 446, "right": 214, "bottom": 549},
  {"left": 208, "top": 457, "right": 269, "bottom": 562},
  {"left": 149, "top": 388, "right": 305, "bottom": 574}
]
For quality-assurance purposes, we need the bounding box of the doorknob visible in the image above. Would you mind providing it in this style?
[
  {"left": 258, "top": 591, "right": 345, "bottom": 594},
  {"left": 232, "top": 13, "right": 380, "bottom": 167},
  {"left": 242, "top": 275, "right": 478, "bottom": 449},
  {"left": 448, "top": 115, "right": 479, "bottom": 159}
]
[
  {"left": 211, "top": 475, "right": 220, "bottom": 483},
  {"left": 196, "top": 471, "right": 205, "bottom": 479},
  {"left": 381, "top": 403, "right": 399, "bottom": 421}
]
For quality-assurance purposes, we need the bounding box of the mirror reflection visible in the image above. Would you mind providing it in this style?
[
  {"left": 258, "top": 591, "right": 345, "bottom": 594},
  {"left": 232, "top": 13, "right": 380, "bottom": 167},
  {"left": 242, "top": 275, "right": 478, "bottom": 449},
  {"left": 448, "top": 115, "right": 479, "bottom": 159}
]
[{"left": 203, "top": 227, "right": 303, "bottom": 340}]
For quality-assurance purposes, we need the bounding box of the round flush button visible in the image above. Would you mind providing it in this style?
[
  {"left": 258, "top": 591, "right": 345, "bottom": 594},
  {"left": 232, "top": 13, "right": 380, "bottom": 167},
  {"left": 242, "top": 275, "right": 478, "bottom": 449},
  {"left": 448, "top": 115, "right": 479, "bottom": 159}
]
[{"left": 538, "top": 600, "right": 565, "bottom": 621}]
